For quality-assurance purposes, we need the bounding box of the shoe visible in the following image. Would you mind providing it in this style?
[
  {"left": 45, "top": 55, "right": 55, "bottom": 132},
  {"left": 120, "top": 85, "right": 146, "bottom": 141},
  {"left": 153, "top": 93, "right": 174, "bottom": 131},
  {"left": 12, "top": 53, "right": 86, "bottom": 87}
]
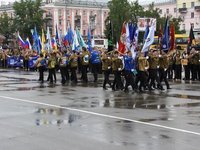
[
  {"left": 167, "top": 87, "right": 172, "bottom": 89},
  {"left": 103, "top": 87, "right": 108, "bottom": 90},
  {"left": 160, "top": 88, "right": 165, "bottom": 91}
]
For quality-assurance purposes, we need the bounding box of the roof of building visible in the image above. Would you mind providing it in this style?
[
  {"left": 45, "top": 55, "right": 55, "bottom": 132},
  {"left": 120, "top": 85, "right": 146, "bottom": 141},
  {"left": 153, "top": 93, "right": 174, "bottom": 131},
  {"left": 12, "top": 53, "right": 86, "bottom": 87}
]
[{"left": 137, "top": 0, "right": 176, "bottom": 6}]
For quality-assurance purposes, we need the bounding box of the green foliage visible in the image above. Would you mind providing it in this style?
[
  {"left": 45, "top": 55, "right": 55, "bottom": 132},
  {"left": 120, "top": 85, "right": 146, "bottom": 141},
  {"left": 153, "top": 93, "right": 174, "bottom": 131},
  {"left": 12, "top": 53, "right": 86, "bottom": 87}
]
[
  {"left": 13, "top": 0, "right": 44, "bottom": 39},
  {"left": 107, "top": 0, "right": 131, "bottom": 43},
  {"left": 105, "top": 1, "right": 183, "bottom": 44},
  {"left": 0, "top": 12, "right": 14, "bottom": 44}
]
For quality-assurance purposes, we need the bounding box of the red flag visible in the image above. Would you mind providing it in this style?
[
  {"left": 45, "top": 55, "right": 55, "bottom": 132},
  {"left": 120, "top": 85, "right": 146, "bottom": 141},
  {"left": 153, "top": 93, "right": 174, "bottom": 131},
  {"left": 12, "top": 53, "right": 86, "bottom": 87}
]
[
  {"left": 118, "top": 22, "right": 126, "bottom": 54},
  {"left": 170, "top": 23, "right": 175, "bottom": 51}
]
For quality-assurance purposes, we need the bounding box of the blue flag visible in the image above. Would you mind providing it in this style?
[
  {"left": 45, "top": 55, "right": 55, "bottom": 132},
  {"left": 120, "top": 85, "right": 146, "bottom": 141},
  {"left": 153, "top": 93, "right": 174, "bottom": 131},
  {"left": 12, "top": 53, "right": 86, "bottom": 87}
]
[
  {"left": 32, "top": 26, "right": 41, "bottom": 54},
  {"left": 144, "top": 25, "right": 150, "bottom": 41},
  {"left": 162, "top": 17, "right": 170, "bottom": 52},
  {"left": 87, "top": 27, "right": 92, "bottom": 52}
]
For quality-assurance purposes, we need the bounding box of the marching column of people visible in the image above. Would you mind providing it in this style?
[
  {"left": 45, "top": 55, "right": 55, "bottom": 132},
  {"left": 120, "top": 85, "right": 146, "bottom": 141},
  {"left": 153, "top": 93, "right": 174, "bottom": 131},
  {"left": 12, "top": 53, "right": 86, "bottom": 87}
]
[{"left": 1, "top": 47, "right": 199, "bottom": 90}]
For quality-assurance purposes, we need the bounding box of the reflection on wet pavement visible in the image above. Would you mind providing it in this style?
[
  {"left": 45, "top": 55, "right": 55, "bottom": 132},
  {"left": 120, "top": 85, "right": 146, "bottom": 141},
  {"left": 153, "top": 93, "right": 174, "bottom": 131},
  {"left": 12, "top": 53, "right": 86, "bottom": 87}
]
[{"left": 35, "top": 108, "right": 81, "bottom": 126}]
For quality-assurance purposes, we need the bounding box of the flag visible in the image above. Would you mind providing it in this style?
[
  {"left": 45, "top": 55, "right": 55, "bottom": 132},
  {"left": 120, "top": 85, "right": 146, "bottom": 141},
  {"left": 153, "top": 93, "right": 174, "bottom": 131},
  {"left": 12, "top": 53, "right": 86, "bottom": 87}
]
[
  {"left": 188, "top": 25, "right": 196, "bottom": 48},
  {"left": 32, "top": 26, "right": 41, "bottom": 54},
  {"left": 108, "top": 20, "right": 114, "bottom": 52},
  {"left": 158, "top": 24, "right": 163, "bottom": 46},
  {"left": 161, "top": 17, "right": 170, "bottom": 52},
  {"left": 24, "top": 38, "right": 32, "bottom": 49},
  {"left": 87, "top": 27, "right": 92, "bottom": 52},
  {"left": 67, "top": 25, "right": 74, "bottom": 46},
  {"left": 76, "top": 28, "right": 86, "bottom": 48},
  {"left": 63, "top": 32, "right": 69, "bottom": 47},
  {"left": 55, "top": 24, "right": 60, "bottom": 47},
  {"left": 46, "top": 27, "right": 52, "bottom": 52},
  {"left": 170, "top": 23, "right": 175, "bottom": 51},
  {"left": 41, "top": 29, "right": 46, "bottom": 51},
  {"left": 72, "top": 30, "right": 79, "bottom": 51},
  {"left": 126, "top": 23, "right": 131, "bottom": 50},
  {"left": 144, "top": 24, "right": 150, "bottom": 41},
  {"left": 51, "top": 37, "right": 57, "bottom": 50},
  {"left": 142, "top": 19, "right": 156, "bottom": 52},
  {"left": 118, "top": 22, "right": 126, "bottom": 54},
  {"left": 131, "top": 24, "right": 139, "bottom": 59},
  {"left": 17, "top": 32, "right": 25, "bottom": 48},
  {"left": 38, "top": 36, "right": 42, "bottom": 50}
]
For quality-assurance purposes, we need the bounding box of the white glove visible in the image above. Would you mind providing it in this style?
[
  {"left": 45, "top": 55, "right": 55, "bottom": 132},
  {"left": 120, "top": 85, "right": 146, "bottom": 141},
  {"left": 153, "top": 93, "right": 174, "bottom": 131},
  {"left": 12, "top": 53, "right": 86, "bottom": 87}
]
[
  {"left": 157, "top": 66, "right": 160, "bottom": 68},
  {"left": 146, "top": 56, "right": 149, "bottom": 59},
  {"left": 145, "top": 67, "right": 148, "bottom": 70},
  {"left": 118, "top": 68, "right": 122, "bottom": 71},
  {"left": 108, "top": 66, "right": 111, "bottom": 69},
  {"left": 164, "top": 68, "right": 167, "bottom": 71},
  {"left": 159, "top": 55, "right": 162, "bottom": 57},
  {"left": 108, "top": 57, "right": 111, "bottom": 59}
]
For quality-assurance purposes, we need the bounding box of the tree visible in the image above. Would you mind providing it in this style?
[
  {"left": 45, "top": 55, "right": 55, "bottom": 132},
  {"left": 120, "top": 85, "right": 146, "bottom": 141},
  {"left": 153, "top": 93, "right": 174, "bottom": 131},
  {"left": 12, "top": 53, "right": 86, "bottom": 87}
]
[
  {"left": 13, "top": 0, "right": 44, "bottom": 39},
  {"left": 106, "top": 0, "right": 131, "bottom": 44},
  {"left": 0, "top": 12, "right": 14, "bottom": 44}
]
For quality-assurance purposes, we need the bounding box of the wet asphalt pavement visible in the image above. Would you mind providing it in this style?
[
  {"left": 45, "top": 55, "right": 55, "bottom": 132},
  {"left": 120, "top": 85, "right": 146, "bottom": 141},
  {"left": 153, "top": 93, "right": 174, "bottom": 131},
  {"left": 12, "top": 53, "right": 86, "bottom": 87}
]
[{"left": 0, "top": 69, "right": 200, "bottom": 150}]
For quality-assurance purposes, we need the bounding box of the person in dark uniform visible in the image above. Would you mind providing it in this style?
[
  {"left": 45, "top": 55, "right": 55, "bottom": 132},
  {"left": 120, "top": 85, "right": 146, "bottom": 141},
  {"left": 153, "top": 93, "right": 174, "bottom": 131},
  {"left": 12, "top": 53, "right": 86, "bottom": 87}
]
[
  {"left": 47, "top": 52, "right": 56, "bottom": 84},
  {"left": 190, "top": 49, "right": 199, "bottom": 81},
  {"left": 69, "top": 50, "right": 78, "bottom": 83},
  {"left": 112, "top": 51, "right": 123, "bottom": 91},
  {"left": 174, "top": 51, "right": 182, "bottom": 80},
  {"left": 35, "top": 53, "right": 46, "bottom": 83},
  {"left": 59, "top": 51, "right": 68, "bottom": 84},
  {"left": 101, "top": 51, "right": 112, "bottom": 90},
  {"left": 90, "top": 47, "right": 101, "bottom": 82},
  {"left": 123, "top": 51, "right": 136, "bottom": 92},
  {"left": 148, "top": 49, "right": 164, "bottom": 90},
  {"left": 23, "top": 49, "right": 30, "bottom": 71},
  {"left": 159, "top": 51, "right": 171, "bottom": 89},
  {"left": 80, "top": 47, "right": 90, "bottom": 83},
  {"left": 167, "top": 52, "right": 174, "bottom": 79}
]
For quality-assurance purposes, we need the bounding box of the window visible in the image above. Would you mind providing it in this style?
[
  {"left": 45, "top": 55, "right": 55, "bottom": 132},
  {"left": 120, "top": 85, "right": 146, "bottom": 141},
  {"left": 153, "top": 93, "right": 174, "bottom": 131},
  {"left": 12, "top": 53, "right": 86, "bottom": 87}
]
[
  {"left": 59, "top": 19, "right": 62, "bottom": 25},
  {"left": 166, "top": 8, "right": 169, "bottom": 14},
  {"left": 191, "top": 12, "right": 194, "bottom": 18},
  {"left": 174, "top": 8, "right": 177, "bottom": 13},
  {"left": 83, "top": 30, "right": 86, "bottom": 36},
  {"left": 183, "top": 3, "right": 186, "bottom": 8},
  {"left": 159, "top": 9, "right": 162, "bottom": 14},
  {"left": 83, "top": 10, "right": 86, "bottom": 15},
  {"left": 182, "top": 24, "right": 185, "bottom": 30},
  {"left": 67, "top": 10, "right": 70, "bottom": 16},
  {"left": 191, "top": 2, "right": 195, "bottom": 8},
  {"left": 191, "top": 23, "right": 194, "bottom": 28},
  {"left": 58, "top": 9, "right": 62, "bottom": 17}
]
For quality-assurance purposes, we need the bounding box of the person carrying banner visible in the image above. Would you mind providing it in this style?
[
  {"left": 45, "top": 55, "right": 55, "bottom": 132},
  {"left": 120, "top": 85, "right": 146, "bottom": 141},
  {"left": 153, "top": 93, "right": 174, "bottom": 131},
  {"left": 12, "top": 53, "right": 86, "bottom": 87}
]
[
  {"left": 80, "top": 47, "right": 90, "bottom": 83},
  {"left": 69, "top": 50, "right": 78, "bottom": 83},
  {"left": 35, "top": 53, "right": 46, "bottom": 83}
]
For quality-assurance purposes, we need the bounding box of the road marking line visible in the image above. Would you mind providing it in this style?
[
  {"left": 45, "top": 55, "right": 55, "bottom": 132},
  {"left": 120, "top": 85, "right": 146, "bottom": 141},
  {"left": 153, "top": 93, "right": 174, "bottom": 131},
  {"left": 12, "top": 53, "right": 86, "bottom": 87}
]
[{"left": 0, "top": 95, "right": 200, "bottom": 136}]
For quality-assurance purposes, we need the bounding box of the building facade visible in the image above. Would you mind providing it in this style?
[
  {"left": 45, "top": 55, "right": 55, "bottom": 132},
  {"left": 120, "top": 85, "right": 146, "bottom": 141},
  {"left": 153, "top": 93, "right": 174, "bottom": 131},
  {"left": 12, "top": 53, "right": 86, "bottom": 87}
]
[
  {"left": 142, "top": 0, "right": 200, "bottom": 34},
  {"left": 177, "top": 0, "right": 200, "bottom": 33},
  {"left": 0, "top": 0, "right": 109, "bottom": 37}
]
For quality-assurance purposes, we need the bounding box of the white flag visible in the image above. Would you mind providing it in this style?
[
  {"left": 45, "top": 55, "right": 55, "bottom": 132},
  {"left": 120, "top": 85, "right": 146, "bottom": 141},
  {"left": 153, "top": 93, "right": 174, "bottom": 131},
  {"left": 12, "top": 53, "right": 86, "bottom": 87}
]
[
  {"left": 72, "top": 30, "right": 79, "bottom": 51},
  {"left": 46, "top": 27, "right": 52, "bottom": 52},
  {"left": 131, "top": 27, "right": 139, "bottom": 59},
  {"left": 126, "top": 23, "right": 130, "bottom": 50},
  {"left": 142, "top": 19, "right": 156, "bottom": 52}
]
